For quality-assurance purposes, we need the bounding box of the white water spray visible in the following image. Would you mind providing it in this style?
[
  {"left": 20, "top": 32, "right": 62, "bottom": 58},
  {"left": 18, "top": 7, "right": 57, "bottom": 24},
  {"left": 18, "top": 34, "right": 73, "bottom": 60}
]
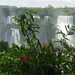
[
  {"left": 57, "top": 15, "right": 73, "bottom": 45},
  {"left": 10, "top": 28, "right": 21, "bottom": 47}
]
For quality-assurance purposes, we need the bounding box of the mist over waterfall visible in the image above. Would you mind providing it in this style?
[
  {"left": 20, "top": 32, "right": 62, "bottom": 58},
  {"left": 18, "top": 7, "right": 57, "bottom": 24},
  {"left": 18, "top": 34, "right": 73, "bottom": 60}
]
[
  {"left": 10, "top": 28, "right": 21, "bottom": 47},
  {"left": 57, "top": 15, "right": 73, "bottom": 45}
]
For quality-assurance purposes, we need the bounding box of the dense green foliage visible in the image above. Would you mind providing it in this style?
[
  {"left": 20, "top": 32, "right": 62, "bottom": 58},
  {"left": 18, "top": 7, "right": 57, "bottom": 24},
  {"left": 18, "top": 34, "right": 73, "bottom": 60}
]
[{"left": 0, "top": 41, "right": 9, "bottom": 52}]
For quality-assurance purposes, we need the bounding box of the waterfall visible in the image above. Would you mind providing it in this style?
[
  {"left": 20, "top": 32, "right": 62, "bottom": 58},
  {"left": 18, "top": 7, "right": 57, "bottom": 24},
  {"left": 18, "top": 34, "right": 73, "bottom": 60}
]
[
  {"left": 57, "top": 15, "right": 73, "bottom": 45},
  {"left": 44, "top": 16, "right": 49, "bottom": 19},
  {"left": 10, "top": 28, "right": 21, "bottom": 47},
  {"left": 33, "top": 15, "right": 40, "bottom": 19},
  {"left": 44, "top": 16, "right": 49, "bottom": 22},
  {"left": 5, "top": 31, "right": 8, "bottom": 41},
  {"left": 7, "top": 16, "right": 16, "bottom": 24}
]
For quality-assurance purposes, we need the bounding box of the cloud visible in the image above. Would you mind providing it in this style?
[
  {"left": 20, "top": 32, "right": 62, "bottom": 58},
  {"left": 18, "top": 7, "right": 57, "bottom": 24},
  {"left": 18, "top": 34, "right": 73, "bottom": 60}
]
[
  {"left": 34, "top": 0, "right": 73, "bottom": 3},
  {"left": 0, "top": 0, "right": 30, "bottom": 7},
  {"left": 61, "top": 0, "right": 73, "bottom": 3},
  {"left": 0, "top": 0, "right": 74, "bottom": 7}
]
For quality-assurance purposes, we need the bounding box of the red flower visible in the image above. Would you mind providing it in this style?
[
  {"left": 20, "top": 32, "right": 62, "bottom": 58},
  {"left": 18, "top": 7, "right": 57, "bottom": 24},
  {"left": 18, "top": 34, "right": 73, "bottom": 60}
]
[
  {"left": 58, "top": 52, "right": 61, "bottom": 56},
  {"left": 47, "top": 40, "right": 51, "bottom": 43},
  {"left": 20, "top": 56, "right": 28, "bottom": 62},
  {"left": 59, "top": 65, "right": 62, "bottom": 69},
  {"left": 72, "top": 58, "right": 75, "bottom": 63},
  {"left": 42, "top": 44, "right": 46, "bottom": 48},
  {"left": 53, "top": 52, "right": 56, "bottom": 57}
]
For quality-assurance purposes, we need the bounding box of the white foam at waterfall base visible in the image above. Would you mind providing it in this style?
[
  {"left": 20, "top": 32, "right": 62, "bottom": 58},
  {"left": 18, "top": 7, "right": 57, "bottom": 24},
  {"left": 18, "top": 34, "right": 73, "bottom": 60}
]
[
  {"left": 10, "top": 28, "right": 21, "bottom": 47},
  {"left": 57, "top": 15, "right": 73, "bottom": 45}
]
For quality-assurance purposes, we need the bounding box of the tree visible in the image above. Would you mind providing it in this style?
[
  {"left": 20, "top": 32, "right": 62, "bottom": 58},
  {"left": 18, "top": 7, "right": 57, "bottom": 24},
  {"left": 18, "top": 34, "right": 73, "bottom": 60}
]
[{"left": 0, "top": 41, "right": 9, "bottom": 52}]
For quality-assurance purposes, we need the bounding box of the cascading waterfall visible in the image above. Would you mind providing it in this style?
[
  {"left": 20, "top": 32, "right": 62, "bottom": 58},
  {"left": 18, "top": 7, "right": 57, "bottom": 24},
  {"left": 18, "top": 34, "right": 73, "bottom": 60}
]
[
  {"left": 7, "top": 16, "right": 16, "bottom": 24},
  {"left": 5, "top": 31, "right": 8, "bottom": 42},
  {"left": 10, "top": 28, "right": 21, "bottom": 47},
  {"left": 57, "top": 15, "right": 73, "bottom": 45}
]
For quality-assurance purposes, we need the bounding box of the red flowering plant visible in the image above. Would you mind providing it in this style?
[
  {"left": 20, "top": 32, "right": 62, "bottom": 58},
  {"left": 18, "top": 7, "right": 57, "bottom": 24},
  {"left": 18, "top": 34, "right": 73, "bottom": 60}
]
[
  {"left": 47, "top": 40, "right": 51, "bottom": 43},
  {"left": 19, "top": 56, "right": 28, "bottom": 63},
  {"left": 19, "top": 55, "right": 29, "bottom": 75}
]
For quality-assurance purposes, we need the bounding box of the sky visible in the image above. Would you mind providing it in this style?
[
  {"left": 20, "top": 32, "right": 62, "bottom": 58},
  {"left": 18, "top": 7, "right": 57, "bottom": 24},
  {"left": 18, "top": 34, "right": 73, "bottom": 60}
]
[{"left": 0, "top": 0, "right": 75, "bottom": 8}]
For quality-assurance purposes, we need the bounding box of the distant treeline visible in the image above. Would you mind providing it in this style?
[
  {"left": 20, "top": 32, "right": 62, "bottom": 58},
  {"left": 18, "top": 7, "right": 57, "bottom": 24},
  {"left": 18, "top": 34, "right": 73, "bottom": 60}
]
[
  {"left": 0, "top": 5, "right": 75, "bottom": 23},
  {"left": 0, "top": 5, "right": 75, "bottom": 24}
]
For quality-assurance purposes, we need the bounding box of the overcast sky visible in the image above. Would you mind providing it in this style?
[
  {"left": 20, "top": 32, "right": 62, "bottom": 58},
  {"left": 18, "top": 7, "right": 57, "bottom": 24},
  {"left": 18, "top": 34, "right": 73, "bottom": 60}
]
[{"left": 0, "top": 0, "right": 75, "bottom": 8}]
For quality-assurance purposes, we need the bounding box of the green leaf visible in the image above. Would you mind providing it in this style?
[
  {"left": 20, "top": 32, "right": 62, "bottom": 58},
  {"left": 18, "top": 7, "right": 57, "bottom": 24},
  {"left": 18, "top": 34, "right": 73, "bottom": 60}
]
[
  {"left": 67, "top": 25, "right": 70, "bottom": 29},
  {"left": 68, "top": 30, "right": 74, "bottom": 35},
  {"left": 65, "top": 25, "right": 68, "bottom": 33},
  {"left": 0, "top": 51, "right": 5, "bottom": 55}
]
